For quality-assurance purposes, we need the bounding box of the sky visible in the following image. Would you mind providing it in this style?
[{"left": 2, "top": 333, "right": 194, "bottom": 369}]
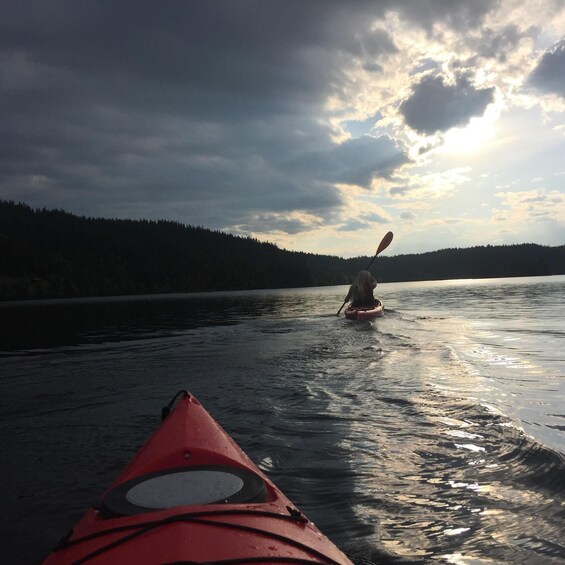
[{"left": 1, "top": 1, "right": 564, "bottom": 257}]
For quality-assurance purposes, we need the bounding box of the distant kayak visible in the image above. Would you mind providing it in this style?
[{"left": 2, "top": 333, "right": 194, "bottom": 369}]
[
  {"left": 43, "top": 391, "right": 353, "bottom": 565},
  {"left": 345, "top": 300, "right": 384, "bottom": 320}
]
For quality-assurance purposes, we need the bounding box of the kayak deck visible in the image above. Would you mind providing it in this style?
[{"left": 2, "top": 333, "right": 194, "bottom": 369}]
[{"left": 43, "top": 391, "right": 352, "bottom": 564}]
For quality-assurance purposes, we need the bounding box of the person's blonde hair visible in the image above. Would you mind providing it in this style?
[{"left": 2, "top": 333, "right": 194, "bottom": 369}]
[{"left": 349, "top": 270, "right": 377, "bottom": 303}]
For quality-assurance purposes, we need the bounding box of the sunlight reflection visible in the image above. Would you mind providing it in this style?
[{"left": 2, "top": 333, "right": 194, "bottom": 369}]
[
  {"left": 444, "top": 527, "right": 470, "bottom": 536},
  {"left": 455, "top": 443, "right": 486, "bottom": 452},
  {"left": 448, "top": 480, "right": 491, "bottom": 494},
  {"left": 445, "top": 430, "right": 483, "bottom": 440},
  {"left": 435, "top": 417, "right": 475, "bottom": 428}
]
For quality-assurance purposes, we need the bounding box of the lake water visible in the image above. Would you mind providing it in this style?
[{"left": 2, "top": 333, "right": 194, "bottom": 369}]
[{"left": 1, "top": 275, "right": 564, "bottom": 564}]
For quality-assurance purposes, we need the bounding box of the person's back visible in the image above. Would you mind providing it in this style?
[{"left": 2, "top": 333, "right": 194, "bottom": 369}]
[{"left": 345, "top": 270, "right": 377, "bottom": 306}]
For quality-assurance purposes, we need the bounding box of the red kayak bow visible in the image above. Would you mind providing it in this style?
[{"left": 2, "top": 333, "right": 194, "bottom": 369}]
[{"left": 43, "top": 391, "right": 353, "bottom": 564}]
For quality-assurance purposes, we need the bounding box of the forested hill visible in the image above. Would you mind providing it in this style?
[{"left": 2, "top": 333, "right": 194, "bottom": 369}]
[{"left": 1, "top": 200, "right": 564, "bottom": 301}]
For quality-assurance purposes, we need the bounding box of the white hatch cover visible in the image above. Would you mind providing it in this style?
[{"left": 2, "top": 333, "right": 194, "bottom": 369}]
[
  {"left": 101, "top": 465, "right": 267, "bottom": 516},
  {"left": 126, "top": 469, "right": 244, "bottom": 508}
]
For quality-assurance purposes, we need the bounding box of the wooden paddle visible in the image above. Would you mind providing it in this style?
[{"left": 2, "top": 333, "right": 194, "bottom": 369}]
[{"left": 336, "top": 231, "right": 394, "bottom": 316}]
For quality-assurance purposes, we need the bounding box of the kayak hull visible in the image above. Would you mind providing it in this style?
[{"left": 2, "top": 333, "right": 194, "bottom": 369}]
[
  {"left": 345, "top": 300, "right": 384, "bottom": 320},
  {"left": 43, "top": 392, "right": 352, "bottom": 564}
]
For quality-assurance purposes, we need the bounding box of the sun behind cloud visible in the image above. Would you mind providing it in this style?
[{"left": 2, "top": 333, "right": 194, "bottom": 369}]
[{"left": 440, "top": 110, "right": 498, "bottom": 154}]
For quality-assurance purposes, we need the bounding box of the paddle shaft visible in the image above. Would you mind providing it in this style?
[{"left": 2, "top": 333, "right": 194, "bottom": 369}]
[{"left": 336, "top": 231, "right": 393, "bottom": 316}]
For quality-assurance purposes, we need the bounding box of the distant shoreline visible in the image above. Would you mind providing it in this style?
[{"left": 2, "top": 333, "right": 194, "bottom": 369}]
[
  {"left": 1, "top": 200, "right": 564, "bottom": 301},
  {"left": 2, "top": 274, "right": 564, "bottom": 306}
]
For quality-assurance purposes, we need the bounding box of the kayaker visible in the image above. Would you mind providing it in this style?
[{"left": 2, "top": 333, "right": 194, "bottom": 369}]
[{"left": 344, "top": 270, "right": 377, "bottom": 306}]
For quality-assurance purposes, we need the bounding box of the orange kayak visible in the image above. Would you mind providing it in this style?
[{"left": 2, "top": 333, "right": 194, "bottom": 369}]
[
  {"left": 345, "top": 300, "right": 384, "bottom": 320},
  {"left": 42, "top": 391, "right": 353, "bottom": 564}
]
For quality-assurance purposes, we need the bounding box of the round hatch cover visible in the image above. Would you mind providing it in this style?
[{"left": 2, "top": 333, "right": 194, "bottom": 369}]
[{"left": 101, "top": 465, "right": 267, "bottom": 516}]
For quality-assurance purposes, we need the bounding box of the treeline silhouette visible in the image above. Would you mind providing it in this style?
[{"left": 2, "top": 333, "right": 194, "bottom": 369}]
[{"left": 1, "top": 200, "right": 563, "bottom": 300}]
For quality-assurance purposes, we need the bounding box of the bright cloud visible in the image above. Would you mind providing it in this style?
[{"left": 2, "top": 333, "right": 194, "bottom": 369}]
[
  {"left": 388, "top": 167, "right": 472, "bottom": 200},
  {"left": 495, "top": 189, "right": 565, "bottom": 222}
]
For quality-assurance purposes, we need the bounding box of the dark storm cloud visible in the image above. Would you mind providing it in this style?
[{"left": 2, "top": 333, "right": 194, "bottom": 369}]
[
  {"left": 0, "top": 0, "right": 497, "bottom": 233},
  {"left": 473, "top": 24, "right": 537, "bottom": 62},
  {"left": 529, "top": 40, "right": 565, "bottom": 98},
  {"left": 399, "top": 74, "right": 495, "bottom": 134},
  {"left": 289, "top": 135, "right": 410, "bottom": 189},
  {"left": 1, "top": 1, "right": 401, "bottom": 120}
]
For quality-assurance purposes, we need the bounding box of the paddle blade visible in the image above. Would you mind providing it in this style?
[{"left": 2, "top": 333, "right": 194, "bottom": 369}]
[{"left": 376, "top": 231, "right": 393, "bottom": 256}]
